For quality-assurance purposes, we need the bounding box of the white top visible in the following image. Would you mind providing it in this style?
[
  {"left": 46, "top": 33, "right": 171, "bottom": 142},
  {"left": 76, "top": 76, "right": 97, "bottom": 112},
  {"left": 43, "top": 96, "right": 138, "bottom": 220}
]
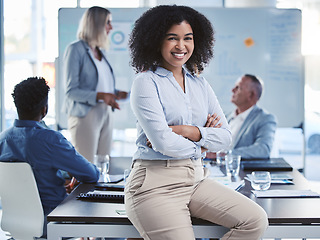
[
  {"left": 229, "top": 105, "right": 254, "bottom": 144},
  {"left": 90, "top": 48, "right": 114, "bottom": 93}
]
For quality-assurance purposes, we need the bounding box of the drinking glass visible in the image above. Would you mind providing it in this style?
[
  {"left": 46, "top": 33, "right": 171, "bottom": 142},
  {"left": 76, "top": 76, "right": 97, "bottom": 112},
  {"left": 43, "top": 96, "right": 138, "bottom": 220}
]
[
  {"left": 251, "top": 171, "right": 271, "bottom": 191},
  {"left": 93, "top": 154, "right": 110, "bottom": 183},
  {"left": 225, "top": 154, "right": 241, "bottom": 177},
  {"left": 216, "top": 150, "right": 229, "bottom": 166}
]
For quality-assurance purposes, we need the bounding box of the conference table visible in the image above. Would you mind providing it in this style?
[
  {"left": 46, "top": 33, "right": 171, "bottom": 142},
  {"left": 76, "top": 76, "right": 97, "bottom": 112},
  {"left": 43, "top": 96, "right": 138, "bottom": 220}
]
[{"left": 47, "top": 160, "right": 320, "bottom": 239}]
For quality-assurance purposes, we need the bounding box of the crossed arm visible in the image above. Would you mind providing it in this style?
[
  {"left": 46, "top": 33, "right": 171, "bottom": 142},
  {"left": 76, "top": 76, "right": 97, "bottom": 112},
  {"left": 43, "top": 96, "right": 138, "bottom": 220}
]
[{"left": 146, "top": 113, "right": 222, "bottom": 153}]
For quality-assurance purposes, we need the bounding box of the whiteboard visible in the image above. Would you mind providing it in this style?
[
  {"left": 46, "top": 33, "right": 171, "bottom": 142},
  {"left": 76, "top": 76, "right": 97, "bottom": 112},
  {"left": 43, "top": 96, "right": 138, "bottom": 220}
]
[{"left": 57, "top": 7, "right": 303, "bottom": 129}]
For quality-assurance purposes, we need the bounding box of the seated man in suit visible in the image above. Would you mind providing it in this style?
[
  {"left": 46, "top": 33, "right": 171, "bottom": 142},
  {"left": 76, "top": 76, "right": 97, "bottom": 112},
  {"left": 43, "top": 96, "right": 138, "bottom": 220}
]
[
  {"left": 0, "top": 77, "right": 99, "bottom": 237},
  {"left": 227, "top": 74, "right": 277, "bottom": 159}
]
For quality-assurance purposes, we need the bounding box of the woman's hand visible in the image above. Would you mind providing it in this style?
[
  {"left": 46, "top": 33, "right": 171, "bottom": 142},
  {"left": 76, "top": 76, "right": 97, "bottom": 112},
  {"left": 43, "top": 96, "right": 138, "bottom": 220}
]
[
  {"left": 96, "top": 92, "right": 120, "bottom": 109},
  {"left": 146, "top": 138, "right": 152, "bottom": 148},
  {"left": 116, "top": 91, "right": 128, "bottom": 100},
  {"left": 145, "top": 113, "right": 223, "bottom": 149},
  {"left": 201, "top": 147, "right": 208, "bottom": 153},
  {"left": 205, "top": 113, "right": 222, "bottom": 128}
]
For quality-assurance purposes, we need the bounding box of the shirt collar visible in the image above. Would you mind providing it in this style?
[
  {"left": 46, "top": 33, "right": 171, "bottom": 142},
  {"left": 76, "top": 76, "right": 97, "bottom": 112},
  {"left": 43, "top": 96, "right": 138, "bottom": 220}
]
[
  {"left": 235, "top": 105, "right": 255, "bottom": 120},
  {"left": 154, "top": 66, "right": 194, "bottom": 78},
  {"left": 14, "top": 119, "right": 45, "bottom": 129}
]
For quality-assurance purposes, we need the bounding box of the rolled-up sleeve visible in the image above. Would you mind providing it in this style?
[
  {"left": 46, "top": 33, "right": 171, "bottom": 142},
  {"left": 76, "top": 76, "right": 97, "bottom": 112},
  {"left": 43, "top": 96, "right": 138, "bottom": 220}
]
[{"left": 193, "top": 81, "right": 232, "bottom": 152}]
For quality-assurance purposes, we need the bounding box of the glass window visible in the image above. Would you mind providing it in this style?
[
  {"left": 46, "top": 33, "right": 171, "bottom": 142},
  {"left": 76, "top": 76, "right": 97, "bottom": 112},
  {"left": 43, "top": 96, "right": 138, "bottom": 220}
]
[
  {"left": 3, "top": 0, "right": 320, "bottom": 162},
  {"left": 3, "top": 0, "right": 76, "bottom": 129}
]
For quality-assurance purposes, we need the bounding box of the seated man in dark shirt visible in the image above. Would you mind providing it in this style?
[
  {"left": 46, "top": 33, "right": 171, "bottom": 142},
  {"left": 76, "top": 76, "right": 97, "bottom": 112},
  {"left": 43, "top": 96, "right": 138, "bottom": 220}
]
[{"left": 0, "top": 77, "right": 99, "bottom": 237}]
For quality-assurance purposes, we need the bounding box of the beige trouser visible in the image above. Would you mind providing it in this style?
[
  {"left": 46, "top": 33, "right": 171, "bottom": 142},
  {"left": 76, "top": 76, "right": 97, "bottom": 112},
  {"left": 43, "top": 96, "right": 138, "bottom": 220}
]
[
  {"left": 125, "top": 158, "right": 268, "bottom": 240},
  {"left": 68, "top": 103, "right": 113, "bottom": 163}
]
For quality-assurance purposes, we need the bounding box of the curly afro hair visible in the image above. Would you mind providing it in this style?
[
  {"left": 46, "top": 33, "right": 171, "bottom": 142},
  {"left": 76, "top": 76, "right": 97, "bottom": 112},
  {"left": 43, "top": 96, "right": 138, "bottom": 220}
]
[
  {"left": 129, "top": 5, "right": 215, "bottom": 75},
  {"left": 12, "top": 77, "right": 50, "bottom": 119}
]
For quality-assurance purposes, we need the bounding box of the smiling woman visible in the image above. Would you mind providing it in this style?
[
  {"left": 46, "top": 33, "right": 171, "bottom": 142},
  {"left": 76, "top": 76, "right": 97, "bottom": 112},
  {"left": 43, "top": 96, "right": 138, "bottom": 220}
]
[
  {"left": 128, "top": 5, "right": 214, "bottom": 75},
  {"left": 125, "top": 5, "right": 268, "bottom": 240},
  {"left": 160, "top": 21, "right": 194, "bottom": 85},
  {"left": 160, "top": 21, "right": 194, "bottom": 91}
]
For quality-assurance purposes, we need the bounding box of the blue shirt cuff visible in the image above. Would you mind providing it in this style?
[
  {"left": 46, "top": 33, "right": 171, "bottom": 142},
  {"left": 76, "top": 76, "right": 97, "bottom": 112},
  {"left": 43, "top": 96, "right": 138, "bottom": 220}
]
[
  {"left": 194, "top": 126, "right": 207, "bottom": 147},
  {"left": 191, "top": 145, "right": 202, "bottom": 160}
]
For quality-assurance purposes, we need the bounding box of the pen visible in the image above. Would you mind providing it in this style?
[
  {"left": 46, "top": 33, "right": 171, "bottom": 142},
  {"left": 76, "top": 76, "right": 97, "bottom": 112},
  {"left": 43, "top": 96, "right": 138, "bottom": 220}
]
[{"left": 235, "top": 181, "right": 245, "bottom": 191}]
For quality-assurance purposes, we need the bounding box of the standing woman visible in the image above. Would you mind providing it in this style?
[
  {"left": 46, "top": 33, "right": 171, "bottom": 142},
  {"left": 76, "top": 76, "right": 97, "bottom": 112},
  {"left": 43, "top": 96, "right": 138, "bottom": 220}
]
[
  {"left": 63, "top": 6, "right": 128, "bottom": 163},
  {"left": 125, "top": 5, "right": 268, "bottom": 240}
]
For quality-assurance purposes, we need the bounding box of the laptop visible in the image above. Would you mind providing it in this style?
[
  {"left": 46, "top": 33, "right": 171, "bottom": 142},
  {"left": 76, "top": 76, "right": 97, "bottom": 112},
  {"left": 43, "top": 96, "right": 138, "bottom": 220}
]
[
  {"left": 109, "top": 156, "right": 133, "bottom": 175},
  {"left": 241, "top": 158, "right": 293, "bottom": 171}
]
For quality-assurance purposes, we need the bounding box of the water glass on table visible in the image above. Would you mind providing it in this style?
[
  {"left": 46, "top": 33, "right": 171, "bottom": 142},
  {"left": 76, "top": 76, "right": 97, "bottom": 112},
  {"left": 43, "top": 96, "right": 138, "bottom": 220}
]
[
  {"left": 93, "top": 154, "right": 110, "bottom": 183},
  {"left": 225, "top": 154, "right": 241, "bottom": 177},
  {"left": 251, "top": 171, "right": 271, "bottom": 191},
  {"left": 216, "top": 150, "right": 229, "bottom": 166}
]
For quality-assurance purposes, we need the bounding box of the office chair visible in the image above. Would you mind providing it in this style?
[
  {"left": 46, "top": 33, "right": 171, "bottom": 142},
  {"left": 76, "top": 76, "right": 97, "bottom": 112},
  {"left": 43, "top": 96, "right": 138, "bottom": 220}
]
[{"left": 0, "top": 162, "right": 44, "bottom": 240}]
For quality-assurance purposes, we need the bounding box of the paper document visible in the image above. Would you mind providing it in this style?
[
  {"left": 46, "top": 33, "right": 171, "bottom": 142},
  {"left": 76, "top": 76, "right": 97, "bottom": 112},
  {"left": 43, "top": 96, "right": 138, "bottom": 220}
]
[
  {"left": 245, "top": 174, "right": 294, "bottom": 184},
  {"left": 252, "top": 189, "right": 320, "bottom": 198},
  {"left": 270, "top": 173, "right": 293, "bottom": 180},
  {"left": 90, "top": 190, "right": 124, "bottom": 196},
  {"left": 213, "top": 176, "right": 245, "bottom": 191},
  {"left": 206, "top": 165, "right": 225, "bottom": 177},
  {"left": 227, "top": 180, "right": 245, "bottom": 191}
]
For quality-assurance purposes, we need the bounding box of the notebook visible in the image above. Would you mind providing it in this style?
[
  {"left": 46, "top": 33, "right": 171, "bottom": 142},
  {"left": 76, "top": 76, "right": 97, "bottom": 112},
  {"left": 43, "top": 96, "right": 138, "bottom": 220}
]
[
  {"left": 252, "top": 189, "right": 320, "bottom": 198},
  {"left": 241, "top": 158, "right": 293, "bottom": 171},
  {"left": 77, "top": 190, "right": 124, "bottom": 203},
  {"left": 246, "top": 173, "right": 294, "bottom": 184}
]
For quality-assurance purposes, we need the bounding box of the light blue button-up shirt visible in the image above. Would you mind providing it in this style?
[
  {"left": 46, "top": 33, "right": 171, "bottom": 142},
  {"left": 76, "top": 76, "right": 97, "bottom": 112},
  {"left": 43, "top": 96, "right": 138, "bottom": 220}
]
[{"left": 131, "top": 67, "right": 232, "bottom": 161}]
